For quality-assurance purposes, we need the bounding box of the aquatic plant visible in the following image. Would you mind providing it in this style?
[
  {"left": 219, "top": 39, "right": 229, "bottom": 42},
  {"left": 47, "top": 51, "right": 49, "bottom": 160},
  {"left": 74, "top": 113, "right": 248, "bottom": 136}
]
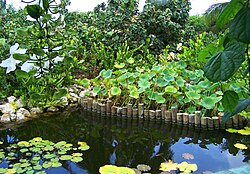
[{"left": 0, "top": 137, "right": 89, "bottom": 173}]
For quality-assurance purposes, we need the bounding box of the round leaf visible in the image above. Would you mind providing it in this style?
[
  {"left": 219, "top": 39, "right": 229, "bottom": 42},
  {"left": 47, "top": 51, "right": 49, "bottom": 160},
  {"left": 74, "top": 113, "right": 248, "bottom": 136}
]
[{"left": 111, "top": 87, "right": 121, "bottom": 96}]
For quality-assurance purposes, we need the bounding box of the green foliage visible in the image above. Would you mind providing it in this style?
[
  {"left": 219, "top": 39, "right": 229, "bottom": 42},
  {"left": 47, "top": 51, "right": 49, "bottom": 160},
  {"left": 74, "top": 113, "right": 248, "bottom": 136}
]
[
  {"left": 204, "top": 0, "right": 250, "bottom": 120},
  {"left": 0, "top": 137, "right": 89, "bottom": 173}
]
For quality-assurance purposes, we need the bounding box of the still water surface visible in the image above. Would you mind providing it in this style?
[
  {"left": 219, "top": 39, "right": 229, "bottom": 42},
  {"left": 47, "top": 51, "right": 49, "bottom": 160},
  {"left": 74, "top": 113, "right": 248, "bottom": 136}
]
[{"left": 0, "top": 108, "right": 249, "bottom": 173}]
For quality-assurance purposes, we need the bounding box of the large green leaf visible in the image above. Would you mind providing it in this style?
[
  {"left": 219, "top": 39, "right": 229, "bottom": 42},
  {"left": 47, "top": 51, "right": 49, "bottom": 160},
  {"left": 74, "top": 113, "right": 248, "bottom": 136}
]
[
  {"left": 26, "top": 5, "right": 44, "bottom": 19},
  {"left": 216, "top": 0, "right": 243, "bottom": 29},
  {"left": 33, "top": 48, "right": 45, "bottom": 56},
  {"left": 110, "top": 87, "right": 121, "bottom": 96},
  {"left": 15, "top": 70, "right": 29, "bottom": 79},
  {"left": 223, "top": 98, "right": 250, "bottom": 122},
  {"left": 53, "top": 88, "right": 68, "bottom": 100},
  {"left": 204, "top": 42, "right": 245, "bottom": 82},
  {"left": 222, "top": 90, "right": 239, "bottom": 112},
  {"left": 197, "top": 43, "right": 217, "bottom": 63},
  {"left": 229, "top": 7, "right": 250, "bottom": 44}
]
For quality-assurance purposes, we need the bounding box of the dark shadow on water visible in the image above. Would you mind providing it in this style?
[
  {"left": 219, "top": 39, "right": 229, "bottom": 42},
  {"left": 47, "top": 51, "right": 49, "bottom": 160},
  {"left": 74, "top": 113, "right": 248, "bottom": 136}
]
[{"left": 0, "top": 108, "right": 249, "bottom": 173}]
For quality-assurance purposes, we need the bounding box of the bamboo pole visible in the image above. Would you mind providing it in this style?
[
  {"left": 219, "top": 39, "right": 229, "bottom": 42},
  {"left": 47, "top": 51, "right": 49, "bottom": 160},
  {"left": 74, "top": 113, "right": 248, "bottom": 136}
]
[
  {"left": 87, "top": 98, "right": 93, "bottom": 110},
  {"left": 106, "top": 100, "right": 112, "bottom": 114},
  {"left": 117, "top": 107, "right": 122, "bottom": 116},
  {"left": 127, "top": 104, "right": 132, "bottom": 118},
  {"left": 156, "top": 110, "right": 162, "bottom": 120},
  {"left": 100, "top": 104, "right": 106, "bottom": 116},
  {"left": 138, "top": 104, "right": 144, "bottom": 119},
  {"left": 133, "top": 109, "right": 138, "bottom": 118},
  {"left": 212, "top": 117, "right": 220, "bottom": 129},
  {"left": 149, "top": 110, "right": 155, "bottom": 120},
  {"left": 232, "top": 115, "right": 239, "bottom": 128},
  {"left": 144, "top": 110, "right": 150, "bottom": 120},
  {"left": 195, "top": 111, "right": 201, "bottom": 128},
  {"left": 183, "top": 113, "right": 189, "bottom": 125},
  {"left": 122, "top": 107, "right": 127, "bottom": 117},
  {"left": 207, "top": 117, "right": 214, "bottom": 130},
  {"left": 171, "top": 107, "right": 177, "bottom": 123},
  {"left": 201, "top": 117, "right": 207, "bottom": 129},
  {"left": 189, "top": 114, "right": 195, "bottom": 126},
  {"left": 164, "top": 111, "right": 172, "bottom": 122},
  {"left": 177, "top": 113, "right": 183, "bottom": 125},
  {"left": 161, "top": 104, "right": 167, "bottom": 120},
  {"left": 111, "top": 106, "right": 117, "bottom": 116}
]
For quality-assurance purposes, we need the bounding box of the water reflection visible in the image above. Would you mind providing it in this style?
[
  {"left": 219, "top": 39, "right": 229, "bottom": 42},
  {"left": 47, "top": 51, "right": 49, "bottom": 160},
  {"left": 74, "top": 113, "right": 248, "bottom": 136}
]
[{"left": 0, "top": 108, "right": 249, "bottom": 173}]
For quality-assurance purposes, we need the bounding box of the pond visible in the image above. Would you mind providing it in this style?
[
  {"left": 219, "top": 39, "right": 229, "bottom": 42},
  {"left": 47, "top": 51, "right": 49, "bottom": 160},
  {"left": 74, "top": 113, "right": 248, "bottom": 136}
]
[{"left": 0, "top": 108, "right": 249, "bottom": 173}]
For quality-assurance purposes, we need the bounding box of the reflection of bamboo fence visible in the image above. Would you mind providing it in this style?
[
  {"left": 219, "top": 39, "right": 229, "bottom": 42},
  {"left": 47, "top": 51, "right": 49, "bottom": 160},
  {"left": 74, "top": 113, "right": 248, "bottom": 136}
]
[{"left": 80, "top": 97, "right": 245, "bottom": 130}]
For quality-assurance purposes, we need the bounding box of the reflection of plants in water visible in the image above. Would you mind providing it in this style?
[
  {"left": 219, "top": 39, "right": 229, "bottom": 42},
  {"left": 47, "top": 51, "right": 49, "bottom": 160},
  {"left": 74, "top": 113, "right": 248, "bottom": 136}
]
[{"left": 0, "top": 136, "right": 90, "bottom": 173}]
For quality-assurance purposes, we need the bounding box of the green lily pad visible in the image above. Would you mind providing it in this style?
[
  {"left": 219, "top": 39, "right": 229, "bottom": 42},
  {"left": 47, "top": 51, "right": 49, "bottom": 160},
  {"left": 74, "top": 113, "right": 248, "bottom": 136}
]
[
  {"left": 138, "top": 80, "right": 151, "bottom": 88},
  {"left": 78, "top": 142, "right": 90, "bottom": 151},
  {"left": 111, "top": 87, "right": 122, "bottom": 96},
  {"left": 103, "top": 69, "right": 112, "bottom": 79},
  {"left": 59, "top": 155, "right": 72, "bottom": 161},
  {"left": 114, "top": 63, "right": 125, "bottom": 69},
  {"left": 71, "top": 156, "right": 83, "bottom": 163},
  {"left": 186, "top": 91, "right": 200, "bottom": 100},
  {"left": 127, "top": 58, "right": 135, "bottom": 64},
  {"left": 155, "top": 77, "right": 168, "bottom": 87},
  {"left": 156, "top": 95, "right": 166, "bottom": 104},
  {"left": 176, "top": 77, "right": 185, "bottom": 87},
  {"left": 33, "top": 165, "right": 43, "bottom": 170},
  {"left": 130, "top": 91, "right": 139, "bottom": 99},
  {"left": 165, "top": 86, "right": 177, "bottom": 94},
  {"left": 201, "top": 97, "right": 218, "bottom": 109}
]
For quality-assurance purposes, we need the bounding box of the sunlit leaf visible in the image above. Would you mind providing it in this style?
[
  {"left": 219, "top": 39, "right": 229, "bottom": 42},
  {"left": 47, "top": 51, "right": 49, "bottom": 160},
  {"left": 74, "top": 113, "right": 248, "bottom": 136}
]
[
  {"left": 177, "top": 162, "right": 198, "bottom": 173},
  {"left": 114, "top": 63, "right": 125, "bottom": 69},
  {"left": 159, "top": 160, "right": 178, "bottom": 172},
  {"left": 137, "top": 164, "right": 151, "bottom": 172},
  {"left": 226, "top": 128, "right": 239, "bottom": 134},
  {"left": 234, "top": 143, "right": 248, "bottom": 150},
  {"left": 78, "top": 142, "right": 90, "bottom": 151},
  {"left": 111, "top": 87, "right": 121, "bottom": 96}
]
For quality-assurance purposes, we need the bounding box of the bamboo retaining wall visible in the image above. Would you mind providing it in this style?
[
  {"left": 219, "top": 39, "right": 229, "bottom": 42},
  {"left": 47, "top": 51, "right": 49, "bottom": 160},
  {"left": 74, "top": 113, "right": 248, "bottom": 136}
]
[{"left": 79, "top": 97, "right": 245, "bottom": 130}]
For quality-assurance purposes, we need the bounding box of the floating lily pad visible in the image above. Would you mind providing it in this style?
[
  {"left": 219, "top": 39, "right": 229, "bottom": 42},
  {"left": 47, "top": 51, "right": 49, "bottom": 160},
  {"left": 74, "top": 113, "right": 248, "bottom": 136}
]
[
  {"left": 159, "top": 160, "right": 178, "bottom": 172},
  {"left": 182, "top": 153, "right": 194, "bottom": 160},
  {"left": 234, "top": 143, "right": 248, "bottom": 150},
  {"left": 78, "top": 142, "right": 90, "bottom": 151},
  {"left": 71, "top": 156, "right": 83, "bottom": 163},
  {"left": 178, "top": 162, "right": 198, "bottom": 173},
  {"left": 136, "top": 164, "right": 151, "bottom": 172}
]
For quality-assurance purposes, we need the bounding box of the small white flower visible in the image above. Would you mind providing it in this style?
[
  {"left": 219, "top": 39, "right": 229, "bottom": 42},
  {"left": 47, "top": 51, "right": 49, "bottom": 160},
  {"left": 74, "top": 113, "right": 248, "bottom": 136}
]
[
  {"left": 0, "top": 43, "right": 26, "bottom": 74},
  {"left": 21, "top": 61, "right": 37, "bottom": 73},
  {"left": 176, "top": 43, "right": 183, "bottom": 51}
]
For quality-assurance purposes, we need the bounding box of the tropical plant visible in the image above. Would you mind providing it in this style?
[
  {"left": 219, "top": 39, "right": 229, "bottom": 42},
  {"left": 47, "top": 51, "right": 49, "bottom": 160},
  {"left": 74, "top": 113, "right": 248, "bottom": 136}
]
[
  {"left": 203, "top": 0, "right": 250, "bottom": 121},
  {"left": 0, "top": 0, "right": 77, "bottom": 107}
]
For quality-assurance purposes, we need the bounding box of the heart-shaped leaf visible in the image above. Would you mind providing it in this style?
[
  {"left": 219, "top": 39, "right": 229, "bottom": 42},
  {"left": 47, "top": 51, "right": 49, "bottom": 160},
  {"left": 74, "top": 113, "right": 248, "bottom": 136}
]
[
  {"left": 110, "top": 87, "right": 121, "bottom": 96},
  {"left": 204, "top": 42, "right": 245, "bottom": 82},
  {"left": 222, "top": 90, "right": 239, "bottom": 112}
]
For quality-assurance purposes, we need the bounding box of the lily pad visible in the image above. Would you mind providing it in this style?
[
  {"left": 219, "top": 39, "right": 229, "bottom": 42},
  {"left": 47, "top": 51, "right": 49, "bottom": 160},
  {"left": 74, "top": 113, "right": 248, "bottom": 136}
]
[
  {"left": 159, "top": 160, "right": 178, "bottom": 172},
  {"left": 234, "top": 143, "right": 248, "bottom": 150},
  {"left": 111, "top": 87, "right": 122, "bottom": 96}
]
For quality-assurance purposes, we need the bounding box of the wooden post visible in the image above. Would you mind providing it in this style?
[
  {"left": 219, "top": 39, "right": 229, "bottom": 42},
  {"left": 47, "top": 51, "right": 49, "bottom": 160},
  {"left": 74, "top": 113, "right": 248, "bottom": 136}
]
[
  {"left": 149, "top": 110, "right": 155, "bottom": 120},
  {"left": 183, "top": 113, "right": 189, "bottom": 125},
  {"left": 144, "top": 110, "right": 150, "bottom": 120},
  {"left": 100, "top": 104, "right": 106, "bottom": 115},
  {"left": 106, "top": 100, "right": 112, "bottom": 115},
  {"left": 164, "top": 111, "right": 172, "bottom": 122},
  {"left": 161, "top": 104, "right": 167, "bottom": 120},
  {"left": 226, "top": 118, "right": 233, "bottom": 128},
  {"left": 207, "top": 117, "right": 214, "bottom": 130},
  {"left": 87, "top": 98, "right": 93, "bottom": 110},
  {"left": 138, "top": 104, "right": 144, "bottom": 119},
  {"left": 171, "top": 107, "right": 177, "bottom": 123},
  {"left": 201, "top": 117, "right": 207, "bottom": 129},
  {"left": 195, "top": 111, "right": 201, "bottom": 128},
  {"left": 92, "top": 101, "right": 97, "bottom": 112},
  {"left": 132, "top": 109, "right": 138, "bottom": 118},
  {"left": 238, "top": 115, "right": 243, "bottom": 128},
  {"left": 117, "top": 107, "right": 122, "bottom": 116},
  {"left": 97, "top": 103, "right": 101, "bottom": 113},
  {"left": 122, "top": 107, "right": 127, "bottom": 117},
  {"left": 189, "top": 114, "right": 195, "bottom": 126},
  {"left": 156, "top": 110, "right": 162, "bottom": 120},
  {"left": 232, "top": 115, "right": 239, "bottom": 128},
  {"left": 111, "top": 106, "right": 117, "bottom": 116},
  {"left": 177, "top": 113, "right": 183, "bottom": 125},
  {"left": 127, "top": 104, "right": 132, "bottom": 118},
  {"left": 212, "top": 117, "right": 220, "bottom": 129}
]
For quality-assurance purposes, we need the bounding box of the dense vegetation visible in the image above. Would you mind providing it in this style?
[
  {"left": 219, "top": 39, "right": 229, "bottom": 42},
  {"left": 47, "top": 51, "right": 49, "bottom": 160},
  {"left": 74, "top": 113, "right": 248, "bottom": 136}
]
[{"left": 0, "top": 0, "right": 249, "bottom": 120}]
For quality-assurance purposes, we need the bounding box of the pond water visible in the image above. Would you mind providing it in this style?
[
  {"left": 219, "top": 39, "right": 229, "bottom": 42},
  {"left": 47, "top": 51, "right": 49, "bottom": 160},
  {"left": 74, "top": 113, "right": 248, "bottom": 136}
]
[{"left": 0, "top": 108, "right": 249, "bottom": 173}]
